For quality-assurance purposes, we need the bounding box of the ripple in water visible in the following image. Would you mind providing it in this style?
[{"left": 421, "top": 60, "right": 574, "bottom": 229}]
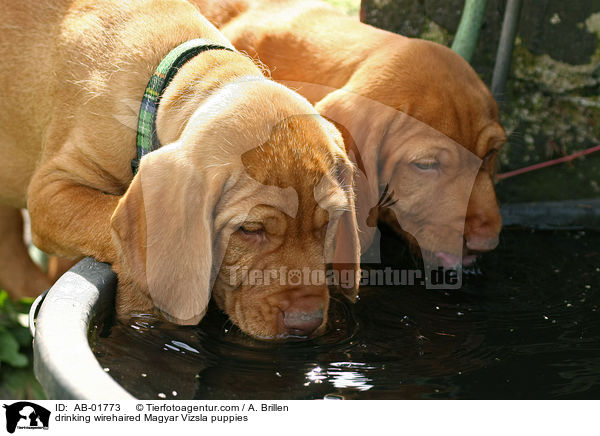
[{"left": 92, "top": 228, "right": 600, "bottom": 399}]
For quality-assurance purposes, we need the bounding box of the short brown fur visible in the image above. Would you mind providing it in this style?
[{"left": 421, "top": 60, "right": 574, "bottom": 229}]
[
  {"left": 191, "top": 0, "right": 506, "bottom": 266},
  {"left": 0, "top": 0, "right": 359, "bottom": 339}
]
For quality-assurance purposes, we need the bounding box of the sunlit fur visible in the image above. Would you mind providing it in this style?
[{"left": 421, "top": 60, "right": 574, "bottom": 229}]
[
  {"left": 190, "top": 0, "right": 507, "bottom": 264},
  {"left": 0, "top": 0, "right": 360, "bottom": 340}
]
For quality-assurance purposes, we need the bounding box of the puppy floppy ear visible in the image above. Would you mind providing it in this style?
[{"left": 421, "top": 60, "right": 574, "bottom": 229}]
[
  {"left": 319, "top": 145, "right": 361, "bottom": 302},
  {"left": 110, "top": 169, "right": 148, "bottom": 292},
  {"left": 111, "top": 143, "right": 224, "bottom": 324},
  {"left": 332, "top": 178, "right": 361, "bottom": 302},
  {"left": 316, "top": 88, "right": 395, "bottom": 254}
]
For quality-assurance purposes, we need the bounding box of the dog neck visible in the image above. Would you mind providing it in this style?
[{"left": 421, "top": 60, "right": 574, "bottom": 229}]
[
  {"left": 132, "top": 39, "right": 233, "bottom": 173},
  {"left": 221, "top": 2, "right": 400, "bottom": 103},
  {"left": 154, "top": 49, "right": 264, "bottom": 147}
]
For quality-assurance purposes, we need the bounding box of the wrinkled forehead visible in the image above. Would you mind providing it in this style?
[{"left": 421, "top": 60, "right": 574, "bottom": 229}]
[
  {"left": 209, "top": 122, "right": 352, "bottom": 226},
  {"left": 238, "top": 153, "right": 351, "bottom": 215},
  {"left": 180, "top": 92, "right": 352, "bottom": 217},
  {"left": 239, "top": 114, "right": 349, "bottom": 193},
  {"left": 211, "top": 173, "right": 348, "bottom": 239}
]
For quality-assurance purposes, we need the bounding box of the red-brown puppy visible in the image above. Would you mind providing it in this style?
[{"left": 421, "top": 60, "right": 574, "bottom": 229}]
[
  {"left": 0, "top": 0, "right": 359, "bottom": 339},
  {"left": 192, "top": 0, "right": 506, "bottom": 271}
]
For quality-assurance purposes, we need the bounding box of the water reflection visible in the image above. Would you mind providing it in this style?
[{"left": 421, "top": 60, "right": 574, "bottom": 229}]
[
  {"left": 93, "top": 228, "right": 600, "bottom": 399},
  {"left": 304, "top": 364, "right": 374, "bottom": 392},
  {"left": 327, "top": 363, "right": 375, "bottom": 391}
]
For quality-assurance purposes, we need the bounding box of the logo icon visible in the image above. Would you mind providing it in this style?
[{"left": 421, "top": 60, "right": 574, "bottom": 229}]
[{"left": 3, "top": 402, "right": 50, "bottom": 433}]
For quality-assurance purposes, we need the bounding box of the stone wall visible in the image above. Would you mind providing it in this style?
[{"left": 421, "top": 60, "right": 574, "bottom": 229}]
[{"left": 361, "top": 0, "right": 600, "bottom": 202}]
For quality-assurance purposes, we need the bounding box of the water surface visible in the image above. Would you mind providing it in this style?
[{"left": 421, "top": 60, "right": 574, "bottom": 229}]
[{"left": 93, "top": 227, "right": 600, "bottom": 399}]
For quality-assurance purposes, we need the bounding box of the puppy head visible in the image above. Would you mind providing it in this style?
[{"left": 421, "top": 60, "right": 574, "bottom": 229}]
[
  {"left": 212, "top": 113, "right": 359, "bottom": 340},
  {"left": 111, "top": 79, "right": 359, "bottom": 339},
  {"left": 316, "top": 38, "right": 506, "bottom": 269}
]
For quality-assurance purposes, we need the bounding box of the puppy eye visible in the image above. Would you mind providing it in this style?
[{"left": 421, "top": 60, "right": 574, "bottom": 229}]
[
  {"left": 412, "top": 160, "right": 440, "bottom": 170},
  {"left": 239, "top": 225, "right": 264, "bottom": 236},
  {"left": 483, "top": 148, "right": 499, "bottom": 163}
]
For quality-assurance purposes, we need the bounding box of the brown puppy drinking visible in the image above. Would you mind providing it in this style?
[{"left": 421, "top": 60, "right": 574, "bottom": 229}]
[
  {"left": 192, "top": 0, "right": 507, "bottom": 275},
  {"left": 0, "top": 0, "right": 359, "bottom": 339}
]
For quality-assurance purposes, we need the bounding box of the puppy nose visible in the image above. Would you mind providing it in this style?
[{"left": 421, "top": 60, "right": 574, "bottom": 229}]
[{"left": 284, "top": 309, "right": 324, "bottom": 336}]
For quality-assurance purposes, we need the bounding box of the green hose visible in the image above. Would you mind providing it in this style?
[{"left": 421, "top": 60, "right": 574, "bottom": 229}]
[{"left": 451, "top": 0, "right": 489, "bottom": 63}]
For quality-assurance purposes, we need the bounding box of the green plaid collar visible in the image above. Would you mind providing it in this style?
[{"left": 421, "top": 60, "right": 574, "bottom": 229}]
[{"left": 133, "top": 39, "right": 234, "bottom": 174}]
